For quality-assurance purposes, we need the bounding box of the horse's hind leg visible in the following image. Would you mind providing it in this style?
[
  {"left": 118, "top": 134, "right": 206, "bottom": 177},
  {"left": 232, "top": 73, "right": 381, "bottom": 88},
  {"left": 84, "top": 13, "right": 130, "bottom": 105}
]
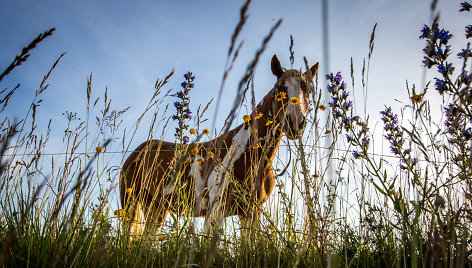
[
  {"left": 142, "top": 204, "right": 169, "bottom": 241},
  {"left": 128, "top": 200, "right": 144, "bottom": 241}
]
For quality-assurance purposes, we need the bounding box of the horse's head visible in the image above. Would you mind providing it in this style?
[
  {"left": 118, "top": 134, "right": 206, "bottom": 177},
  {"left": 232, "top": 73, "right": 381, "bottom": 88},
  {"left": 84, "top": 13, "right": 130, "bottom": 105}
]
[{"left": 270, "top": 54, "right": 319, "bottom": 140}]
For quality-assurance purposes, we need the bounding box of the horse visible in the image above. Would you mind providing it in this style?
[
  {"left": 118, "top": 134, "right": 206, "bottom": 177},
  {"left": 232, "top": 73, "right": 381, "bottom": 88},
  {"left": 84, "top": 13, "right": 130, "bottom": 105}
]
[{"left": 120, "top": 54, "right": 319, "bottom": 238}]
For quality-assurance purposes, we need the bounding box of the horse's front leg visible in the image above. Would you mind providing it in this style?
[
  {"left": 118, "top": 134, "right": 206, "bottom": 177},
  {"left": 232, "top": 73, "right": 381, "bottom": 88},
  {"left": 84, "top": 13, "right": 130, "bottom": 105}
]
[
  {"left": 142, "top": 197, "right": 170, "bottom": 241},
  {"left": 203, "top": 173, "right": 231, "bottom": 235}
]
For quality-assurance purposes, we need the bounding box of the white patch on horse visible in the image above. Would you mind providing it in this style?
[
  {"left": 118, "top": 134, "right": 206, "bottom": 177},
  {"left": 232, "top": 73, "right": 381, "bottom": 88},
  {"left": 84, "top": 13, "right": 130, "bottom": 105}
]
[
  {"left": 284, "top": 76, "right": 307, "bottom": 135},
  {"left": 191, "top": 156, "right": 207, "bottom": 213},
  {"left": 207, "top": 126, "right": 251, "bottom": 210}
]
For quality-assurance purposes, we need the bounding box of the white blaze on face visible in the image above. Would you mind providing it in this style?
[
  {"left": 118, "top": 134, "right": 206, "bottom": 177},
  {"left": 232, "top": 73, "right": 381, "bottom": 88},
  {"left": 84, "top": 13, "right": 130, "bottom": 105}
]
[
  {"left": 284, "top": 76, "right": 307, "bottom": 126},
  {"left": 207, "top": 126, "right": 251, "bottom": 212}
]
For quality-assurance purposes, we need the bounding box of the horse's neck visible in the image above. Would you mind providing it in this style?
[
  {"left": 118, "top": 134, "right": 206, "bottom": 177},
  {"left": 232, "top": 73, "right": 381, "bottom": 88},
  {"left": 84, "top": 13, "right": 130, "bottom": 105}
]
[{"left": 252, "top": 87, "right": 283, "bottom": 160}]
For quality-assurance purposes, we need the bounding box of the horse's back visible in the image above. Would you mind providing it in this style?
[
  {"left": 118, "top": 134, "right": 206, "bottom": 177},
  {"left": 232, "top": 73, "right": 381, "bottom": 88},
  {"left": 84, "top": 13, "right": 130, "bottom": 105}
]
[{"left": 120, "top": 139, "right": 175, "bottom": 207}]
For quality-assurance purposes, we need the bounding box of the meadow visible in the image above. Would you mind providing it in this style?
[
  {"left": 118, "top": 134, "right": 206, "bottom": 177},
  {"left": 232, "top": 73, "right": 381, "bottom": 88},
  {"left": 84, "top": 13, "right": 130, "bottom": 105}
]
[{"left": 0, "top": 1, "right": 471, "bottom": 267}]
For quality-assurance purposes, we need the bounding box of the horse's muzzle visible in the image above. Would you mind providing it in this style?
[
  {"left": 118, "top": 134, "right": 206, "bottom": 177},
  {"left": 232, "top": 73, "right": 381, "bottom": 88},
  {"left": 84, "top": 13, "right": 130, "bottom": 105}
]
[{"left": 283, "top": 117, "right": 306, "bottom": 140}]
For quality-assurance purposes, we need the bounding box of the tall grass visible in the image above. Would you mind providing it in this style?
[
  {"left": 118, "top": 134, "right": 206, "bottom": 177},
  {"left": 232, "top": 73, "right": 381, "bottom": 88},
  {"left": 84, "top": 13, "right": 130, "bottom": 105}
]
[{"left": 1, "top": 0, "right": 471, "bottom": 267}]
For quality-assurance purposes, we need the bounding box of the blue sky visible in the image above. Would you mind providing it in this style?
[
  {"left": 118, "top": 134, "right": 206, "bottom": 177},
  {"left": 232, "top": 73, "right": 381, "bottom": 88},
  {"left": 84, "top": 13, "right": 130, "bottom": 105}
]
[{"left": 0, "top": 0, "right": 469, "bottom": 164}]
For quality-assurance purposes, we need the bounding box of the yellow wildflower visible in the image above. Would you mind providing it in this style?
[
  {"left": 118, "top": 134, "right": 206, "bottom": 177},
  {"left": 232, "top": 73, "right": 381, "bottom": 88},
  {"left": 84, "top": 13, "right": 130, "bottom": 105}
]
[
  {"left": 158, "top": 235, "right": 166, "bottom": 241},
  {"left": 95, "top": 146, "right": 103, "bottom": 153},
  {"left": 208, "top": 151, "right": 215, "bottom": 158},
  {"left": 265, "top": 120, "right": 274, "bottom": 126},
  {"left": 114, "top": 209, "right": 126, "bottom": 217},
  {"left": 274, "top": 92, "right": 287, "bottom": 101},
  {"left": 290, "top": 97, "right": 300, "bottom": 105},
  {"left": 189, "top": 128, "right": 196, "bottom": 135},
  {"left": 243, "top": 115, "right": 251, "bottom": 123},
  {"left": 252, "top": 144, "right": 260, "bottom": 149},
  {"left": 123, "top": 217, "right": 129, "bottom": 222},
  {"left": 202, "top": 129, "right": 210, "bottom": 135},
  {"left": 313, "top": 174, "right": 320, "bottom": 179},
  {"left": 125, "top": 188, "right": 132, "bottom": 194},
  {"left": 325, "top": 130, "right": 332, "bottom": 134},
  {"left": 319, "top": 105, "right": 326, "bottom": 111},
  {"left": 255, "top": 112, "right": 263, "bottom": 119},
  {"left": 190, "top": 147, "right": 199, "bottom": 156},
  {"left": 251, "top": 128, "right": 257, "bottom": 134},
  {"left": 197, "top": 158, "right": 204, "bottom": 163},
  {"left": 410, "top": 93, "right": 424, "bottom": 104}
]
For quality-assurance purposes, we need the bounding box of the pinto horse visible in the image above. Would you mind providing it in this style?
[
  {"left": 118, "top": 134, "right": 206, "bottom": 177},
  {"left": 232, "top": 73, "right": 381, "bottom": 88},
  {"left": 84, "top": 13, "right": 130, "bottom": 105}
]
[{"left": 120, "top": 55, "right": 319, "bottom": 238}]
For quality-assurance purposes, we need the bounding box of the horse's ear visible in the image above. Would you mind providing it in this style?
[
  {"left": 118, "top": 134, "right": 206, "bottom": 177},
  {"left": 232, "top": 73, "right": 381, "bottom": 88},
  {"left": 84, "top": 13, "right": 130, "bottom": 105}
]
[
  {"left": 308, "top": 62, "right": 319, "bottom": 79},
  {"left": 271, "top": 54, "right": 284, "bottom": 78}
]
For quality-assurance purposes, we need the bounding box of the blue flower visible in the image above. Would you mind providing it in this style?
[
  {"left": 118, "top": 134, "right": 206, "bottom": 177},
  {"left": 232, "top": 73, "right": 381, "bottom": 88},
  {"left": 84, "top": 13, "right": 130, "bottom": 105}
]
[
  {"left": 463, "top": 128, "right": 472, "bottom": 140},
  {"left": 466, "top": 25, "right": 472, "bottom": 39},
  {"left": 183, "top": 138, "right": 189, "bottom": 144},
  {"left": 331, "top": 96, "right": 338, "bottom": 105},
  {"left": 391, "top": 146, "right": 400, "bottom": 155},
  {"left": 457, "top": 48, "right": 471, "bottom": 59},
  {"left": 334, "top": 72, "right": 342, "bottom": 83},
  {"left": 346, "top": 134, "right": 353, "bottom": 142},
  {"left": 433, "top": 29, "right": 452, "bottom": 42},
  {"left": 459, "top": 71, "right": 472, "bottom": 84},
  {"left": 184, "top": 72, "right": 194, "bottom": 80},
  {"left": 436, "top": 45, "right": 450, "bottom": 58},
  {"left": 434, "top": 78, "right": 447, "bottom": 93},
  {"left": 419, "top": 25, "right": 430, "bottom": 39},
  {"left": 361, "top": 137, "right": 370, "bottom": 148},
  {"left": 174, "top": 101, "right": 181, "bottom": 108},
  {"left": 437, "top": 62, "right": 454, "bottom": 76},
  {"left": 342, "top": 90, "right": 350, "bottom": 99},
  {"left": 328, "top": 84, "right": 337, "bottom": 94},
  {"left": 460, "top": 2, "right": 472, "bottom": 12},
  {"left": 422, "top": 57, "right": 435, "bottom": 69},
  {"left": 344, "top": 100, "right": 353, "bottom": 110},
  {"left": 352, "top": 151, "right": 362, "bottom": 159}
]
